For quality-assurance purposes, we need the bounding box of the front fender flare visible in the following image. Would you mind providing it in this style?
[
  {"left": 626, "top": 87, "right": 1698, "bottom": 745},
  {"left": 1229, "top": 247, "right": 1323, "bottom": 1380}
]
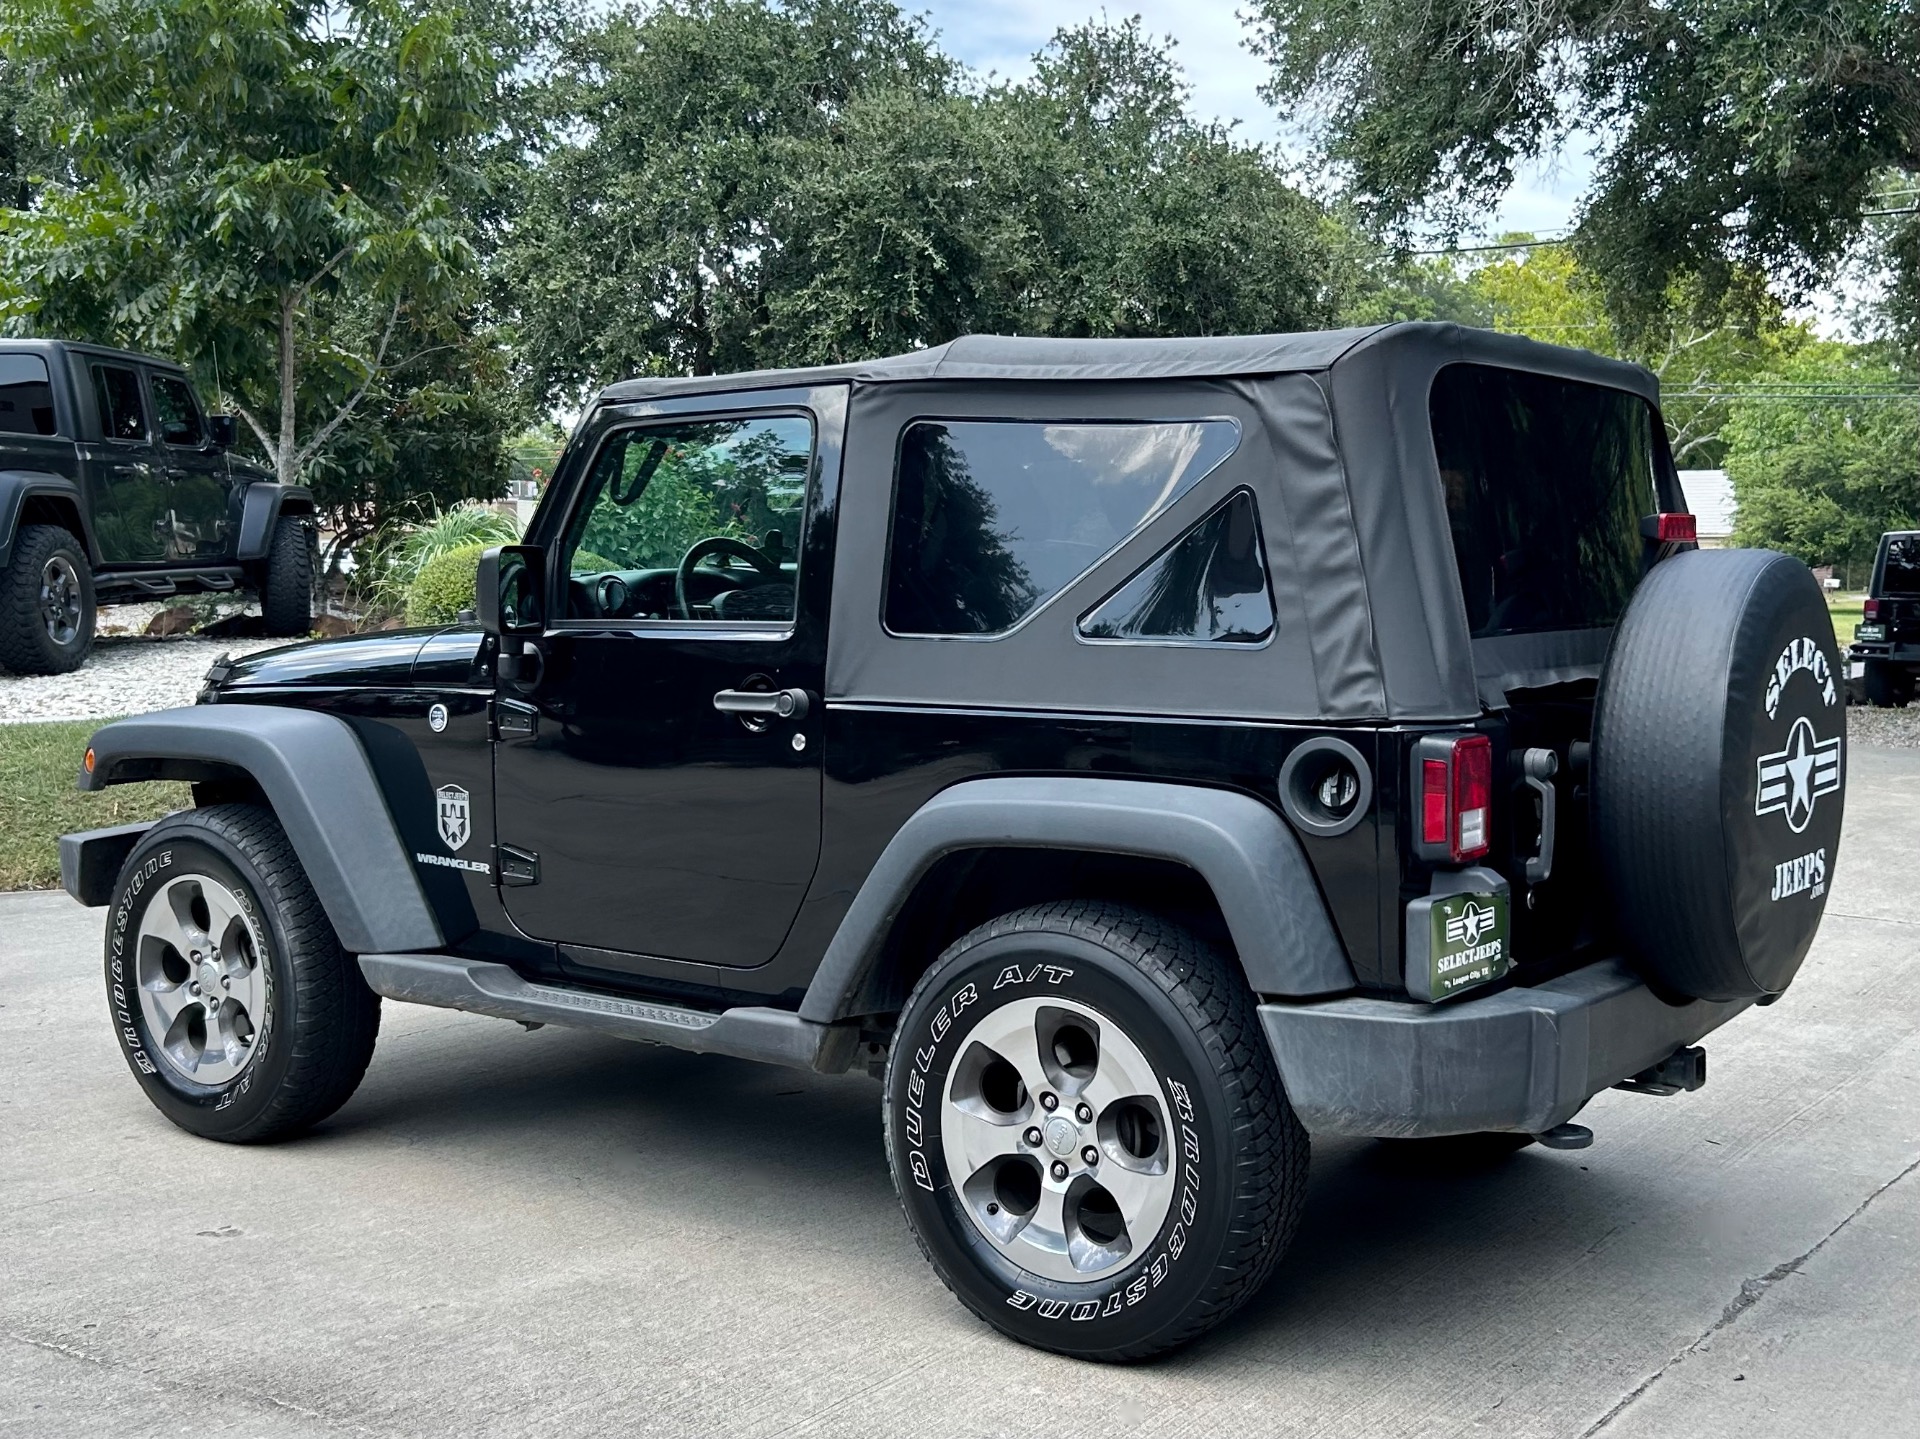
[
  {"left": 799, "top": 776, "right": 1357, "bottom": 1023},
  {"left": 236, "top": 483, "right": 315, "bottom": 561},
  {"left": 76, "top": 704, "right": 443, "bottom": 954}
]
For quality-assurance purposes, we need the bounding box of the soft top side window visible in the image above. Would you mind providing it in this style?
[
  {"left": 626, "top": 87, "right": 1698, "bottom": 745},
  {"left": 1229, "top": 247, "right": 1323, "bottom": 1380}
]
[
  {"left": 1078, "top": 489, "right": 1274, "bottom": 645},
  {"left": 885, "top": 418, "right": 1240, "bottom": 637}
]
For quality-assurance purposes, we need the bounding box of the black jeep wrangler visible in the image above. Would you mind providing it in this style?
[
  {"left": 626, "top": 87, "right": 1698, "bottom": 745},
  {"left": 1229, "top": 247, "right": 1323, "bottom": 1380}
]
[
  {"left": 62, "top": 323, "right": 1846, "bottom": 1362},
  {"left": 0, "top": 339, "right": 315, "bottom": 674},
  {"left": 1851, "top": 529, "right": 1920, "bottom": 707}
]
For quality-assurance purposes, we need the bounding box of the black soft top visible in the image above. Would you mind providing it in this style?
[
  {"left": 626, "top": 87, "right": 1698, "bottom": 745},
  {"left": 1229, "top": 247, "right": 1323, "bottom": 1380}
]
[
  {"left": 597, "top": 322, "right": 1659, "bottom": 406},
  {"left": 585, "top": 322, "right": 1671, "bottom": 724}
]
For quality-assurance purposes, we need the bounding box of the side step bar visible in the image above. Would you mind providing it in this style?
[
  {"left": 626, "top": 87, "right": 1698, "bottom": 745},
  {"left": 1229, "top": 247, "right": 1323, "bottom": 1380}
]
[{"left": 358, "top": 953, "right": 861, "bottom": 1075}]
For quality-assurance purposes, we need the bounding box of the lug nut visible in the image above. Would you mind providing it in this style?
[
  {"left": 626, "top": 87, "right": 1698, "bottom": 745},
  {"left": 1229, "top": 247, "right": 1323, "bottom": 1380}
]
[
  {"left": 1039, "top": 1093, "right": 1058, "bottom": 1112},
  {"left": 1024, "top": 1126, "right": 1043, "bottom": 1148},
  {"left": 188, "top": 982, "right": 201, "bottom": 995},
  {"left": 1050, "top": 1161, "right": 1069, "bottom": 1181},
  {"left": 1075, "top": 1103, "right": 1093, "bottom": 1124},
  {"left": 1083, "top": 1146, "right": 1099, "bottom": 1167},
  {"left": 221, "top": 976, "right": 230, "bottom": 989}
]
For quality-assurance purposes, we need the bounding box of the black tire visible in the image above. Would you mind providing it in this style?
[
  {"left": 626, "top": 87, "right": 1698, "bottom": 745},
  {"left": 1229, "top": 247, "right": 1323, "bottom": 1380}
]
[
  {"left": 259, "top": 512, "right": 314, "bottom": 637},
  {"left": 1864, "top": 660, "right": 1911, "bottom": 708},
  {"left": 103, "top": 804, "right": 380, "bottom": 1143},
  {"left": 883, "top": 901, "right": 1308, "bottom": 1362},
  {"left": 1593, "top": 549, "right": 1845, "bottom": 1002},
  {"left": 0, "top": 522, "right": 95, "bottom": 674}
]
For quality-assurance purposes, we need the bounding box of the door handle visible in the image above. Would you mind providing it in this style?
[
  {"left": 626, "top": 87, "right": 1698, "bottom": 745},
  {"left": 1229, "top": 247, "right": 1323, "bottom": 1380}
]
[{"left": 713, "top": 687, "right": 809, "bottom": 720}]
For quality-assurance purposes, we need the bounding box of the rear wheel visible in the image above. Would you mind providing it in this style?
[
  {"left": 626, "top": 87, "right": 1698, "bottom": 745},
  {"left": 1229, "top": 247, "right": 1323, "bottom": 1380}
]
[
  {"left": 883, "top": 901, "right": 1308, "bottom": 1361},
  {"left": 104, "top": 804, "right": 379, "bottom": 1142},
  {"left": 259, "top": 512, "right": 314, "bottom": 637},
  {"left": 1864, "top": 660, "right": 1911, "bottom": 708},
  {"left": 0, "top": 523, "right": 95, "bottom": 674}
]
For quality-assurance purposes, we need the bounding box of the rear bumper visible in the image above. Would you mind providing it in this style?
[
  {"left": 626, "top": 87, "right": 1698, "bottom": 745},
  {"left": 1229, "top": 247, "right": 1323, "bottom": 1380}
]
[{"left": 1259, "top": 959, "right": 1752, "bottom": 1138}]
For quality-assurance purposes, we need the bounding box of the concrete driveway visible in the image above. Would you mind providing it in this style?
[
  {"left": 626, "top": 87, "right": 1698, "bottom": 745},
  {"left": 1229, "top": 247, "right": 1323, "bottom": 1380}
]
[{"left": 4, "top": 750, "right": 1918, "bottom": 1439}]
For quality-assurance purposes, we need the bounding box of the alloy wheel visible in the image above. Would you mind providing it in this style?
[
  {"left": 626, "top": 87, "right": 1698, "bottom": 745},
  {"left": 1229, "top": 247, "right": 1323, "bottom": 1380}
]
[{"left": 134, "top": 874, "right": 267, "bottom": 1086}]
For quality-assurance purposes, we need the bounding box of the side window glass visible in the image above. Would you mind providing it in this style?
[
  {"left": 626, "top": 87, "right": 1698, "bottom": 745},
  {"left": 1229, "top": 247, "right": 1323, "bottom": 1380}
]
[
  {"left": 1079, "top": 490, "right": 1274, "bottom": 644},
  {"left": 560, "top": 414, "right": 813, "bottom": 622},
  {"left": 151, "top": 374, "right": 204, "bottom": 446},
  {"left": 885, "top": 419, "right": 1240, "bottom": 636},
  {"left": 91, "top": 364, "right": 147, "bottom": 442},
  {"left": 0, "top": 354, "right": 57, "bottom": 435}
]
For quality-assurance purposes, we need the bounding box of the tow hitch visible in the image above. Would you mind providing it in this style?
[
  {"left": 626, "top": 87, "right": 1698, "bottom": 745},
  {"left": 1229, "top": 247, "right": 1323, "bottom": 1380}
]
[{"left": 1614, "top": 1044, "right": 1708, "bottom": 1097}]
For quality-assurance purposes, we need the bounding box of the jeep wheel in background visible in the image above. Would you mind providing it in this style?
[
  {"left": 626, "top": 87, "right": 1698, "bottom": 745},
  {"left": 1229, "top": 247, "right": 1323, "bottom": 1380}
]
[
  {"left": 1864, "top": 660, "right": 1912, "bottom": 709},
  {"left": 105, "top": 804, "right": 380, "bottom": 1143},
  {"left": 883, "top": 901, "right": 1308, "bottom": 1362},
  {"left": 259, "top": 512, "right": 315, "bottom": 637},
  {"left": 0, "top": 523, "right": 95, "bottom": 674},
  {"left": 1593, "top": 548, "right": 1846, "bottom": 1003}
]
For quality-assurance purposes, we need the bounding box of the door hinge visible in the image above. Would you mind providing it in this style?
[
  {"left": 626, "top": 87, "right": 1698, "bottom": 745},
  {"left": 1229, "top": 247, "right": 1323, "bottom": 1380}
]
[
  {"left": 496, "top": 844, "right": 540, "bottom": 887},
  {"left": 494, "top": 697, "right": 538, "bottom": 740}
]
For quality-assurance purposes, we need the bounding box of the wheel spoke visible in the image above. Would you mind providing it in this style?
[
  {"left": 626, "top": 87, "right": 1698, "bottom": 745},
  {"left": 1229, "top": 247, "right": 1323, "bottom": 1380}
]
[
  {"left": 1093, "top": 1161, "right": 1163, "bottom": 1226},
  {"left": 1028, "top": 1179, "right": 1070, "bottom": 1252},
  {"left": 946, "top": 1102, "right": 1029, "bottom": 1179},
  {"left": 141, "top": 972, "right": 197, "bottom": 1030}
]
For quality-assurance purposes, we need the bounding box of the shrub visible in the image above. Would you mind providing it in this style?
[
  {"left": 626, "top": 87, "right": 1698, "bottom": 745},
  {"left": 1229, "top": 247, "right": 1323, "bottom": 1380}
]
[
  {"left": 364, "top": 502, "right": 523, "bottom": 613},
  {"left": 406, "top": 542, "right": 489, "bottom": 625}
]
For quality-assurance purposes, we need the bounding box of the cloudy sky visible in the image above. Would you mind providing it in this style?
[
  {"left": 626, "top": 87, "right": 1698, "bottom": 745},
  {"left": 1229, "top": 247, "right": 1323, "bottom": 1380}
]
[{"left": 912, "top": 0, "right": 1594, "bottom": 242}]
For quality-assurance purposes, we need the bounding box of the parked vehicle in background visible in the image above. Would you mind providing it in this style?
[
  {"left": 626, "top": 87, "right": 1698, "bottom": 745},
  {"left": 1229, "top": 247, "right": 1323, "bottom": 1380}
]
[
  {"left": 62, "top": 323, "right": 1845, "bottom": 1362},
  {"left": 0, "top": 340, "right": 316, "bottom": 674},
  {"left": 1851, "top": 530, "right": 1920, "bottom": 707}
]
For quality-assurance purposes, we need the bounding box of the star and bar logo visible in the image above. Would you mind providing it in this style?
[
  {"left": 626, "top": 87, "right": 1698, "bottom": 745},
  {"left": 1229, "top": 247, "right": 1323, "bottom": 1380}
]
[{"left": 1755, "top": 716, "right": 1842, "bottom": 835}]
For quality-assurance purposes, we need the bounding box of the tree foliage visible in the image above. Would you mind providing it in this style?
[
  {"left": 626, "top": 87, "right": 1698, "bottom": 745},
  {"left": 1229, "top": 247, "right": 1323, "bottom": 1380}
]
[
  {"left": 0, "top": 0, "right": 519, "bottom": 530},
  {"left": 1727, "top": 343, "right": 1919, "bottom": 572},
  {"left": 505, "top": 3, "right": 1350, "bottom": 406},
  {"left": 1248, "top": 0, "right": 1920, "bottom": 334}
]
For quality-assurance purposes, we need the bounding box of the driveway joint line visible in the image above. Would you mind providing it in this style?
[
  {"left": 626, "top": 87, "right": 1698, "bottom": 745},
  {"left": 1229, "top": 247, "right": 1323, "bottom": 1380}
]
[
  {"left": 1578, "top": 1149, "right": 1920, "bottom": 1437},
  {"left": 5, "top": 1328, "right": 396, "bottom": 1437}
]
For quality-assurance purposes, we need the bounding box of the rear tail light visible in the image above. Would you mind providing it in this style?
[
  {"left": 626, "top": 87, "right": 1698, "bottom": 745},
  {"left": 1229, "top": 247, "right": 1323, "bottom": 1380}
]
[
  {"left": 1412, "top": 733, "right": 1492, "bottom": 864},
  {"left": 1865, "top": 598, "right": 1882, "bottom": 620},
  {"left": 1656, "top": 512, "right": 1697, "bottom": 543}
]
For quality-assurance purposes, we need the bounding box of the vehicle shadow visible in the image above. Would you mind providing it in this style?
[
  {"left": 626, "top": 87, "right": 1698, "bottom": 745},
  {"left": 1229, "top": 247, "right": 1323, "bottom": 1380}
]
[{"left": 312, "top": 1019, "right": 1658, "bottom": 1368}]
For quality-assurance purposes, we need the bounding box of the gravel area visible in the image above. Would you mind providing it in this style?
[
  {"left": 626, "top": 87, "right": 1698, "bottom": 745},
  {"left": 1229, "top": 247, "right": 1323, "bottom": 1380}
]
[
  {"left": 1846, "top": 703, "right": 1920, "bottom": 748},
  {"left": 1, "top": 602, "right": 287, "bottom": 723}
]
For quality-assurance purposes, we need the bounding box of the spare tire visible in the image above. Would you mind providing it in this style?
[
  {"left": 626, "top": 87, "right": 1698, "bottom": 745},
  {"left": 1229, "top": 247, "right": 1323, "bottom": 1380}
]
[{"left": 1593, "top": 549, "right": 1845, "bottom": 1002}]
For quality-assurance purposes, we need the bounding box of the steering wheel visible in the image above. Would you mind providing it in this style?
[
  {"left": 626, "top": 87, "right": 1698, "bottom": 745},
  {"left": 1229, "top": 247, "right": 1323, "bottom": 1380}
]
[{"left": 675, "top": 536, "right": 785, "bottom": 619}]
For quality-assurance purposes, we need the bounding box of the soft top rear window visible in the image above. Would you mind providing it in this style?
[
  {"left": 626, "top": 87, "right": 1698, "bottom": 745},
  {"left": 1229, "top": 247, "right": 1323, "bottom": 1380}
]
[
  {"left": 1430, "top": 363, "right": 1663, "bottom": 638},
  {"left": 1881, "top": 535, "right": 1920, "bottom": 596}
]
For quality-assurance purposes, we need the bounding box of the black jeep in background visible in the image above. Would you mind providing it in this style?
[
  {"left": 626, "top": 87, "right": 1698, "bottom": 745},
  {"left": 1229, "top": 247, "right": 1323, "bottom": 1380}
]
[
  {"left": 0, "top": 339, "right": 315, "bottom": 674},
  {"left": 62, "top": 323, "right": 1845, "bottom": 1362},
  {"left": 1852, "top": 530, "right": 1920, "bottom": 707}
]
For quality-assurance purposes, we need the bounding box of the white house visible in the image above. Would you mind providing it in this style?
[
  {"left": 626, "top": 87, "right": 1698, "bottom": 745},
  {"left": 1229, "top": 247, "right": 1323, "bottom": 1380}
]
[{"left": 1677, "top": 468, "right": 1736, "bottom": 547}]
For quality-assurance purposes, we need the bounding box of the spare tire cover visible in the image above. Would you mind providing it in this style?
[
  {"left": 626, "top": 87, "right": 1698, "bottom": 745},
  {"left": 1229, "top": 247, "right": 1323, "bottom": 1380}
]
[{"left": 1592, "top": 548, "right": 1845, "bottom": 1001}]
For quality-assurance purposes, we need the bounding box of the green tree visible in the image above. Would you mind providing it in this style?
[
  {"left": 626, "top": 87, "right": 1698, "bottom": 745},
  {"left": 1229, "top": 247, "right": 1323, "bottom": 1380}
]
[
  {"left": 0, "top": 0, "right": 508, "bottom": 493},
  {"left": 506, "top": 4, "right": 1355, "bottom": 408},
  {"left": 1247, "top": 0, "right": 1920, "bottom": 334},
  {"left": 1727, "top": 343, "right": 1919, "bottom": 574}
]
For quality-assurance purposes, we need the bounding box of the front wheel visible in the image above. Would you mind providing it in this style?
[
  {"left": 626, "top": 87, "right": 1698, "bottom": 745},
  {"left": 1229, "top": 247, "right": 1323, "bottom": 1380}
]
[
  {"left": 259, "top": 512, "right": 315, "bottom": 637},
  {"left": 883, "top": 901, "right": 1308, "bottom": 1361},
  {"left": 104, "top": 804, "right": 380, "bottom": 1142}
]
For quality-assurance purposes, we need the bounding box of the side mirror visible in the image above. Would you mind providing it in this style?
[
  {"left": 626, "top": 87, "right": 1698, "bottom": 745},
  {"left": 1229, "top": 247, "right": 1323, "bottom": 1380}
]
[
  {"left": 208, "top": 413, "right": 238, "bottom": 449},
  {"left": 476, "top": 544, "right": 545, "bottom": 638}
]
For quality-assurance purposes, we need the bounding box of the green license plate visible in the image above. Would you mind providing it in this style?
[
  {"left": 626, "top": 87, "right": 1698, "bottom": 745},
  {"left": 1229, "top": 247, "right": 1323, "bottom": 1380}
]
[
  {"left": 1857, "top": 623, "right": 1887, "bottom": 642},
  {"left": 1426, "top": 892, "right": 1510, "bottom": 999}
]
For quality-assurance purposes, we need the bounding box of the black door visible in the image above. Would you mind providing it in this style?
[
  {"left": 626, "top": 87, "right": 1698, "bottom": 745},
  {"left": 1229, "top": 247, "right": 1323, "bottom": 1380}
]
[
  {"left": 146, "top": 369, "right": 232, "bottom": 559},
  {"left": 490, "top": 390, "right": 842, "bottom": 969},
  {"left": 82, "top": 360, "right": 163, "bottom": 564}
]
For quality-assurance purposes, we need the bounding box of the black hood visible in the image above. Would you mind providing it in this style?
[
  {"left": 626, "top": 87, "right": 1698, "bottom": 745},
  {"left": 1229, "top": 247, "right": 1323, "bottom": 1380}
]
[{"left": 213, "top": 626, "right": 487, "bottom": 692}]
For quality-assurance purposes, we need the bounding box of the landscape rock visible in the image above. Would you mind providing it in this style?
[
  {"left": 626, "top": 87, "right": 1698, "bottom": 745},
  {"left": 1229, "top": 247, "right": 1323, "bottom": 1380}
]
[{"left": 144, "top": 606, "right": 200, "bottom": 637}]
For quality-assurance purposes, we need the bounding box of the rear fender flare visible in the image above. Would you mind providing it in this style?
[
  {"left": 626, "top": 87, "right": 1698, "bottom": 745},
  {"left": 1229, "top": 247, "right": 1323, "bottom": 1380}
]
[
  {"left": 0, "top": 471, "right": 91, "bottom": 569},
  {"left": 798, "top": 776, "right": 1356, "bottom": 1023},
  {"left": 75, "top": 704, "right": 443, "bottom": 954}
]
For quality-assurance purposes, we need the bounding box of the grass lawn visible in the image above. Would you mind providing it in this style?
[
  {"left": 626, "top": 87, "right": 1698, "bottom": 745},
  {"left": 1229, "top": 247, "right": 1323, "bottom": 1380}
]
[
  {"left": 0, "top": 719, "right": 190, "bottom": 891},
  {"left": 1829, "top": 592, "right": 1866, "bottom": 648}
]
